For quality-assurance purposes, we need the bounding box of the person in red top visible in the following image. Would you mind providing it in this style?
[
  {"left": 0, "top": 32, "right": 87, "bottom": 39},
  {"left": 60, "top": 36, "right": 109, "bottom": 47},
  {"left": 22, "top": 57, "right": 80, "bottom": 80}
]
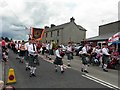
[{"left": 1, "top": 38, "right": 6, "bottom": 51}]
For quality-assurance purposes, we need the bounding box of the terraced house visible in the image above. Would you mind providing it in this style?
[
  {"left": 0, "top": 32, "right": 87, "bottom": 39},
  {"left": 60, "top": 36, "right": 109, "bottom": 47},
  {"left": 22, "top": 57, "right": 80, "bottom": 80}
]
[{"left": 42, "top": 17, "right": 87, "bottom": 45}]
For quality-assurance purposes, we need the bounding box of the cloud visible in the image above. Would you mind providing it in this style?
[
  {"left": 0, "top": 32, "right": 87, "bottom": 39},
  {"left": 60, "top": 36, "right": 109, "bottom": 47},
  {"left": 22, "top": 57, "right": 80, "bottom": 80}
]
[{"left": 0, "top": 0, "right": 119, "bottom": 40}]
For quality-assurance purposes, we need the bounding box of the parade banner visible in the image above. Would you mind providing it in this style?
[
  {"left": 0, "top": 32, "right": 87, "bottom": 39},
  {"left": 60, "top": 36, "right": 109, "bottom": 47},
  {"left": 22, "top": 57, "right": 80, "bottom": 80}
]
[{"left": 31, "top": 27, "right": 45, "bottom": 40}]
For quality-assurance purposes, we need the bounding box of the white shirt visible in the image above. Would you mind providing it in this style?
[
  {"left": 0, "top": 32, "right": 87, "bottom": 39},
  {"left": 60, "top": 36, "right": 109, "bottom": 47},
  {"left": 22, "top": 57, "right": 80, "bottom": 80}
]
[
  {"left": 95, "top": 49, "right": 101, "bottom": 54},
  {"left": 15, "top": 43, "right": 21, "bottom": 50},
  {"left": 102, "top": 48, "right": 110, "bottom": 56},
  {"left": 25, "top": 42, "right": 29, "bottom": 50},
  {"left": 67, "top": 46, "right": 72, "bottom": 52},
  {"left": 82, "top": 46, "right": 87, "bottom": 54},
  {"left": 28, "top": 44, "right": 37, "bottom": 55},
  {"left": 55, "top": 49, "right": 62, "bottom": 58},
  {"left": 46, "top": 43, "right": 50, "bottom": 50},
  {"left": 50, "top": 43, "right": 53, "bottom": 49}
]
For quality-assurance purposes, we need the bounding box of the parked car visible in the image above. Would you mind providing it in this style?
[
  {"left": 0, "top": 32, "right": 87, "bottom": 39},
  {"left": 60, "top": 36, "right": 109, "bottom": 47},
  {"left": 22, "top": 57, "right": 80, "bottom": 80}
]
[{"left": 74, "top": 45, "right": 83, "bottom": 56}]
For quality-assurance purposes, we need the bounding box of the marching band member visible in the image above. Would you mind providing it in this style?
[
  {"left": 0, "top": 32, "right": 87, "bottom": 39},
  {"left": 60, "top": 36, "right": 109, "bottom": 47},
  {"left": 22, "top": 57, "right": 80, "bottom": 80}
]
[
  {"left": 15, "top": 41, "right": 21, "bottom": 59},
  {"left": 24, "top": 38, "right": 31, "bottom": 71},
  {"left": 102, "top": 43, "right": 110, "bottom": 72},
  {"left": 28, "top": 38, "right": 38, "bottom": 77},
  {"left": 81, "top": 43, "right": 90, "bottom": 73},
  {"left": 66, "top": 42, "right": 73, "bottom": 67},
  {"left": 53, "top": 46, "right": 64, "bottom": 74},
  {"left": 19, "top": 40, "right": 25, "bottom": 63}
]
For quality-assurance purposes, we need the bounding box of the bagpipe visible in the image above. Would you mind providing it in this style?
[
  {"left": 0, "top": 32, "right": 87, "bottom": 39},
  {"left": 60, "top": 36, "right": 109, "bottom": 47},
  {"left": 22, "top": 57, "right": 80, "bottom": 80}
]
[{"left": 60, "top": 51, "right": 65, "bottom": 57}]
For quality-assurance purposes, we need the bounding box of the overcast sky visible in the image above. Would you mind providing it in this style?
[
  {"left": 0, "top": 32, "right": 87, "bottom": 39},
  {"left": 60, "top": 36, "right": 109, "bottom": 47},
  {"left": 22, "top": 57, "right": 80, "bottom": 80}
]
[{"left": 0, "top": 0, "right": 119, "bottom": 40}]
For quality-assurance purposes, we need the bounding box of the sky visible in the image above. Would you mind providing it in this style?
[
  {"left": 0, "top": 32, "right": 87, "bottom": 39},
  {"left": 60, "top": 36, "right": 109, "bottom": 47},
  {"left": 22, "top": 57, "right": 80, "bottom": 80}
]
[{"left": 0, "top": 0, "right": 119, "bottom": 40}]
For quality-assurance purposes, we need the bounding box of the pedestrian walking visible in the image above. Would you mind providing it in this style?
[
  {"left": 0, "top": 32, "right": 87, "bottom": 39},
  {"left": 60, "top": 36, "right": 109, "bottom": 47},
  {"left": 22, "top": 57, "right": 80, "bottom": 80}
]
[{"left": 53, "top": 46, "right": 64, "bottom": 74}]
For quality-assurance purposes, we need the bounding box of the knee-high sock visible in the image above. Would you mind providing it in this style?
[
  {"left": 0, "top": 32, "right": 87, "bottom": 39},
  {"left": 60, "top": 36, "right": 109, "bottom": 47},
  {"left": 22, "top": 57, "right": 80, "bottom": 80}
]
[
  {"left": 28, "top": 65, "right": 31, "bottom": 69},
  {"left": 26, "top": 62, "right": 29, "bottom": 67},
  {"left": 55, "top": 65, "right": 57, "bottom": 70},
  {"left": 67, "top": 60, "right": 70, "bottom": 65},
  {"left": 81, "top": 64, "right": 85, "bottom": 69},
  {"left": 60, "top": 65, "right": 64, "bottom": 71},
  {"left": 32, "top": 67, "right": 36, "bottom": 74},
  {"left": 30, "top": 67, "right": 33, "bottom": 73},
  {"left": 103, "top": 64, "right": 107, "bottom": 69},
  {"left": 84, "top": 65, "right": 88, "bottom": 71}
]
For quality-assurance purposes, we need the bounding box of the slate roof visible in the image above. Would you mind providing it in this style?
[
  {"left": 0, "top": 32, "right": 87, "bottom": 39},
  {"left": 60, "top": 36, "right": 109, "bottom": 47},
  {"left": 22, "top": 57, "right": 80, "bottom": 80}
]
[
  {"left": 86, "top": 33, "right": 117, "bottom": 41},
  {"left": 45, "top": 22, "right": 87, "bottom": 32}
]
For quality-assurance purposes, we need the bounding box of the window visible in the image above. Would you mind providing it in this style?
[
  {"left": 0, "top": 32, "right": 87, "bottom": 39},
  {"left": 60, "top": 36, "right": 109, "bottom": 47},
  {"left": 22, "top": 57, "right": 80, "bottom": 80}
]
[
  {"left": 57, "top": 30, "right": 59, "bottom": 36},
  {"left": 46, "top": 33, "right": 48, "bottom": 37},
  {"left": 51, "top": 32, "right": 53, "bottom": 37}
]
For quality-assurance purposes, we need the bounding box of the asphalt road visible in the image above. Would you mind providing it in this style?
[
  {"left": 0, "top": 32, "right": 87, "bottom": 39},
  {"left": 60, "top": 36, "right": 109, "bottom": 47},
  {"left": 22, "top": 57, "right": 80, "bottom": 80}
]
[{"left": 4, "top": 50, "right": 112, "bottom": 89}]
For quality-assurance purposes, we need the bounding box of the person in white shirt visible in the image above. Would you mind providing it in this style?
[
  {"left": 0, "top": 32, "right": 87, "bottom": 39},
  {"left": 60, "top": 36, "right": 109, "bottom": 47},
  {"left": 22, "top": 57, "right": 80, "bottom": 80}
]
[
  {"left": 102, "top": 43, "right": 110, "bottom": 72},
  {"left": 81, "top": 43, "right": 90, "bottom": 73},
  {"left": 15, "top": 41, "right": 21, "bottom": 59},
  {"left": 24, "top": 38, "right": 31, "bottom": 71},
  {"left": 28, "top": 39, "right": 38, "bottom": 77},
  {"left": 53, "top": 46, "right": 64, "bottom": 74},
  {"left": 66, "top": 42, "right": 73, "bottom": 67}
]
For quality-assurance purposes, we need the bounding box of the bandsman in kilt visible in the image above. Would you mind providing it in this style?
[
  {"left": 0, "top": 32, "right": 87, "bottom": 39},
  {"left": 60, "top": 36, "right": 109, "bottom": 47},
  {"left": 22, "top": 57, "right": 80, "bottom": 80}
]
[
  {"left": 81, "top": 43, "right": 90, "bottom": 73},
  {"left": 102, "top": 43, "right": 110, "bottom": 72},
  {"left": 53, "top": 46, "right": 64, "bottom": 74},
  {"left": 28, "top": 38, "right": 39, "bottom": 77},
  {"left": 19, "top": 40, "right": 25, "bottom": 63},
  {"left": 24, "top": 38, "right": 31, "bottom": 71}
]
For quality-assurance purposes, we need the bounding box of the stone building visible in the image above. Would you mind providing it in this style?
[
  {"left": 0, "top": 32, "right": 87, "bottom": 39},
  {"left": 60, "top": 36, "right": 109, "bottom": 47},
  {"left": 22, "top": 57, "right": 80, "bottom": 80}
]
[
  {"left": 86, "top": 20, "right": 119, "bottom": 46},
  {"left": 42, "top": 17, "right": 87, "bottom": 45}
]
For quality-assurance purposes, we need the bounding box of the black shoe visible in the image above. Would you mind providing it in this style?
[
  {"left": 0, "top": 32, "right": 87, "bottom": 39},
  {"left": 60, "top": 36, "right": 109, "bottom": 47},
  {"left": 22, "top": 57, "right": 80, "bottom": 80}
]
[
  {"left": 55, "top": 69, "right": 58, "bottom": 72},
  {"left": 103, "top": 69, "right": 108, "bottom": 72},
  {"left": 30, "top": 73, "right": 32, "bottom": 77},
  {"left": 67, "top": 64, "right": 71, "bottom": 67},
  {"left": 26, "top": 68, "right": 28, "bottom": 71},
  {"left": 84, "top": 70, "right": 89, "bottom": 73},
  {"left": 61, "top": 70, "right": 64, "bottom": 74},
  {"left": 81, "top": 68, "right": 84, "bottom": 72},
  {"left": 32, "top": 74, "right": 36, "bottom": 77}
]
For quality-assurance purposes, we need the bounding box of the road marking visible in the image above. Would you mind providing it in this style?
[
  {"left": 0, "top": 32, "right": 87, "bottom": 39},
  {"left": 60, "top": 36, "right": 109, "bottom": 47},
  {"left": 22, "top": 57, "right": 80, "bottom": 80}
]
[
  {"left": 82, "top": 75, "right": 114, "bottom": 89},
  {"left": 82, "top": 74, "right": 120, "bottom": 90},
  {"left": 85, "top": 74, "right": 120, "bottom": 89}
]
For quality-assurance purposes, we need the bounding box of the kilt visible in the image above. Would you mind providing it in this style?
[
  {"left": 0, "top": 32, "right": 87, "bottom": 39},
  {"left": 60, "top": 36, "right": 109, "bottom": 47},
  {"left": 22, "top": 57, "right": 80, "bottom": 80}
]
[
  {"left": 81, "top": 54, "right": 89, "bottom": 65},
  {"left": 29, "top": 55, "right": 39, "bottom": 67},
  {"left": 102, "top": 54, "right": 110, "bottom": 64},
  {"left": 54, "top": 57, "right": 63, "bottom": 65},
  {"left": 19, "top": 50, "right": 25, "bottom": 57},
  {"left": 66, "top": 52, "right": 73, "bottom": 60}
]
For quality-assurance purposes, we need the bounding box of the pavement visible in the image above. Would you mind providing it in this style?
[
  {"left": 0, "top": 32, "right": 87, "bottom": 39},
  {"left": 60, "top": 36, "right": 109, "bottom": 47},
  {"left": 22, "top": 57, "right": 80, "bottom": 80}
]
[
  {"left": 3, "top": 50, "right": 115, "bottom": 89},
  {"left": 39, "top": 53, "right": 119, "bottom": 89},
  {"left": 0, "top": 47, "right": 3, "bottom": 81}
]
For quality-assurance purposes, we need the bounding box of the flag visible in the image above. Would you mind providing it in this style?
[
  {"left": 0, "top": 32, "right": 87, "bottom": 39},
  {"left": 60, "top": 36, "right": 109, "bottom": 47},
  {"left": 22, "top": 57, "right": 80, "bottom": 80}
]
[
  {"left": 31, "top": 27, "right": 45, "bottom": 40},
  {"left": 108, "top": 32, "right": 120, "bottom": 43}
]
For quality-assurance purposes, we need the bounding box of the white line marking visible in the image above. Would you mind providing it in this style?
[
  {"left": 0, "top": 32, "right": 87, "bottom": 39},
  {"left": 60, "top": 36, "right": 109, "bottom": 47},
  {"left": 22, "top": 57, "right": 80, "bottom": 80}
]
[
  {"left": 85, "top": 74, "right": 120, "bottom": 89},
  {"left": 82, "top": 75, "right": 114, "bottom": 89}
]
